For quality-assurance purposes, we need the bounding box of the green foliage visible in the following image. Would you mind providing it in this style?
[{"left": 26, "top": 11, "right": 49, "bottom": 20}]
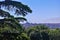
[
  {"left": 26, "top": 25, "right": 49, "bottom": 40},
  {"left": 48, "top": 29, "right": 60, "bottom": 40},
  {"left": 0, "top": 0, "right": 32, "bottom": 16},
  {"left": 0, "top": 0, "right": 32, "bottom": 40},
  {"left": 0, "top": 0, "right": 60, "bottom": 40},
  {"left": 25, "top": 25, "right": 60, "bottom": 40}
]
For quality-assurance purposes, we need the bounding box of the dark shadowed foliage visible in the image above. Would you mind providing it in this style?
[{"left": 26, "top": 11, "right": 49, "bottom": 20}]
[{"left": 0, "top": 0, "right": 32, "bottom": 40}]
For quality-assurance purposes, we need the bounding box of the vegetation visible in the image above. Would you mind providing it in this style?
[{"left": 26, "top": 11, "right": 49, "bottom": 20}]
[
  {"left": 0, "top": 0, "right": 32, "bottom": 40},
  {"left": 0, "top": 0, "right": 60, "bottom": 40}
]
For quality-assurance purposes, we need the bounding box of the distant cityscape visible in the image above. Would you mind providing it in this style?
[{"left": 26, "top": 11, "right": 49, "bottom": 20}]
[{"left": 22, "top": 22, "right": 60, "bottom": 29}]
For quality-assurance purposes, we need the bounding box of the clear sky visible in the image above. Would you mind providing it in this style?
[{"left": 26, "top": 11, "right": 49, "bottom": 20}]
[
  {"left": 19, "top": 0, "right": 60, "bottom": 23},
  {"left": 0, "top": 0, "right": 60, "bottom": 23}
]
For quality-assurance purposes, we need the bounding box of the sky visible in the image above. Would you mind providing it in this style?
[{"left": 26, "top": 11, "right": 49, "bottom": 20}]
[{"left": 0, "top": 0, "right": 60, "bottom": 23}]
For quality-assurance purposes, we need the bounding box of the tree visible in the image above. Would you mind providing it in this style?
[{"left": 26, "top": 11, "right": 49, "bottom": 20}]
[
  {"left": 48, "top": 29, "right": 60, "bottom": 40},
  {"left": 0, "top": 0, "right": 32, "bottom": 16},
  {"left": 26, "top": 25, "right": 49, "bottom": 40},
  {"left": 41, "top": 31, "right": 49, "bottom": 40},
  {"left": 0, "top": 0, "right": 32, "bottom": 40},
  {"left": 30, "top": 31, "right": 41, "bottom": 40}
]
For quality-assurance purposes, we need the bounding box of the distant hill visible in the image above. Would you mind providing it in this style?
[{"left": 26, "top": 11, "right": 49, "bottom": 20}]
[{"left": 22, "top": 22, "right": 60, "bottom": 29}]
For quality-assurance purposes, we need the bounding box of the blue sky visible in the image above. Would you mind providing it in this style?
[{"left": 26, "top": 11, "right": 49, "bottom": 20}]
[
  {"left": 19, "top": 0, "right": 60, "bottom": 23},
  {"left": 0, "top": 0, "right": 60, "bottom": 23}
]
